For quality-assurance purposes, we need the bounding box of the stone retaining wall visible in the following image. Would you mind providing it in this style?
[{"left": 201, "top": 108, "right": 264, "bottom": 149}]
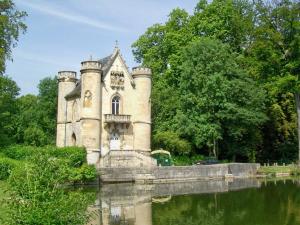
[
  {"left": 99, "top": 163, "right": 260, "bottom": 183},
  {"left": 100, "top": 178, "right": 261, "bottom": 200}
]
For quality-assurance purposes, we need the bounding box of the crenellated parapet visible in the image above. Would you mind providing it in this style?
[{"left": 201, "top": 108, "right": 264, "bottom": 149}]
[
  {"left": 132, "top": 67, "right": 151, "bottom": 78},
  {"left": 58, "top": 71, "right": 77, "bottom": 82},
  {"left": 80, "top": 61, "right": 101, "bottom": 74}
]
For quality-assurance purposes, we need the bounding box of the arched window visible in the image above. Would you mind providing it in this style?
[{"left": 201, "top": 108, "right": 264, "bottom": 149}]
[{"left": 112, "top": 96, "right": 120, "bottom": 115}]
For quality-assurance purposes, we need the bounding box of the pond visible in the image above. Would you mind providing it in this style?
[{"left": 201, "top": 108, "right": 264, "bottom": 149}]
[{"left": 86, "top": 178, "right": 300, "bottom": 225}]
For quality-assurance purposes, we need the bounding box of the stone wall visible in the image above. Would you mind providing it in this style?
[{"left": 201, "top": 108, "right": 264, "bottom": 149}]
[
  {"left": 100, "top": 178, "right": 261, "bottom": 200},
  {"left": 99, "top": 163, "right": 260, "bottom": 183}
]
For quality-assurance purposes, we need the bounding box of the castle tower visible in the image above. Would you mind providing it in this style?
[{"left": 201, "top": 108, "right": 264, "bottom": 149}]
[
  {"left": 56, "top": 71, "right": 77, "bottom": 147},
  {"left": 132, "top": 67, "right": 152, "bottom": 154},
  {"left": 80, "top": 60, "right": 102, "bottom": 164}
]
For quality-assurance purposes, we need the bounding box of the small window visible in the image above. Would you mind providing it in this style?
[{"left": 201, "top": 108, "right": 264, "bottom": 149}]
[{"left": 112, "top": 96, "right": 120, "bottom": 115}]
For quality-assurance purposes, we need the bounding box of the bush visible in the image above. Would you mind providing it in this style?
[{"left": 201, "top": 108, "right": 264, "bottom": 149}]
[
  {"left": 153, "top": 131, "right": 192, "bottom": 155},
  {"left": 7, "top": 154, "right": 95, "bottom": 225},
  {"left": 68, "top": 164, "right": 97, "bottom": 184},
  {"left": 0, "top": 157, "right": 18, "bottom": 180},
  {"left": 0, "top": 145, "right": 38, "bottom": 160},
  {"left": 48, "top": 146, "right": 86, "bottom": 167},
  {"left": 0, "top": 145, "right": 86, "bottom": 167}
]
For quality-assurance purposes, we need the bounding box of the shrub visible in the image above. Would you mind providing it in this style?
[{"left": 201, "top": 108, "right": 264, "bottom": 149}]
[
  {"left": 153, "top": 131, "right": 192, "bottom": 155},
  {"left": 0, "top": 145, "right": 38, "bottom": 160},
  {"left": 7, "top": 153, "right": 95, "bottom": 225},
  {"left": 0, "top": 145, "right": 87, "bottom": 167},
  {"left": 0, "top": 157, "right": 18, "bottom": 180},
  {"left": 68, "top": 164, "right": 97, "bottom": 184},
  {"left": 49, "top": 146, "right": 87, "bottom": 167}
]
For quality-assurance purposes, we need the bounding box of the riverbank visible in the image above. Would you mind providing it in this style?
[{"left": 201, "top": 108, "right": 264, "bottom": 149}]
[{"left": 257, "top": 165, "right": 300, "bottom": 177}]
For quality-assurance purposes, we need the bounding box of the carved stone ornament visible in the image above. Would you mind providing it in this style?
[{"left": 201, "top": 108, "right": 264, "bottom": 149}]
[
  {"left": 83, "top": 90, "right": 92, "bottom": 107},
  {"left": 110, "top": 71, "right": 124, "bottom": 88}
]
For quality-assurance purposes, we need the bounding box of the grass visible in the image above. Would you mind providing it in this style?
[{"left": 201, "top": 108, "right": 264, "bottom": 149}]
[
  {"left": 258, "top": 165, "right": 300, "bottom": 176},
  {"left": 0, "top": 181, "right": 10, "bottom": 223}
]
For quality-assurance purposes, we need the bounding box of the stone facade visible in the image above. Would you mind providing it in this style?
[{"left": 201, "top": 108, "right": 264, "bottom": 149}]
[{"left": 56, "top": 47, "right": 153, "bottom": 166}]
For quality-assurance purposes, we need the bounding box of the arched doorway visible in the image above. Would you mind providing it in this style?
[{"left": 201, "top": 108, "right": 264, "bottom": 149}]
[
  {"left": 71, "top": 133, "right": 76, "bottom": 146},
  {"left": 110, "top": 132, "right": 120, "bottom": 150}
]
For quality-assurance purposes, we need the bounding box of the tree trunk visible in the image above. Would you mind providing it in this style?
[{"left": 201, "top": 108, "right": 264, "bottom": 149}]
[
  {"left": 295, "top": 93, "right": 300, "bottom": 166},
  {"left": 213, "top": 137, "right": 217, "bottom": 159}
]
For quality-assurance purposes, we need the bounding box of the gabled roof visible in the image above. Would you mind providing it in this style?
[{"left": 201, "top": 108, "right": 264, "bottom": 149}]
[{"left": 65, "top": 48, "right": 133, "bottom": 99}]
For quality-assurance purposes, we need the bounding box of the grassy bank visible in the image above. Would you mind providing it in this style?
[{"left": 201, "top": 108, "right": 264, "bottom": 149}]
[{"left": 258, "top": 165, "right": 300, "bottom": 177}]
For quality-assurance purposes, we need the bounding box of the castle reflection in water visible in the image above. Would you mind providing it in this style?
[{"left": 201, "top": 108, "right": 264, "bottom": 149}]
[{"left": 87, "top": 179, "right": 261, "bottom": 225}]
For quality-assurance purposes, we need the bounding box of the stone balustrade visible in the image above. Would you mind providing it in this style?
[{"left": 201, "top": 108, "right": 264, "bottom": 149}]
[{"left": 104, "top": 114, "right": 131, "bottom": 123}]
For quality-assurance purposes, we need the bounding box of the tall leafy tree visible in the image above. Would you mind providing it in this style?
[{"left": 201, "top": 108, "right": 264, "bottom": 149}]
[
  {"left": 0, "top": 76, "right": 19, "bottom": 146},
  {"left": 174, "top": 38, "right": 266, "bottom": 160},
  {"left": 0, "top": 0, "right": 27, "bottom": 74},
  {"left": 14, "top": 76, "right": 58, "bottom": 146},
  {"left": 245, "top": 0, "right": 300, "bottom": 162},
  {"left": 132, "top": 0, "right": 300, "bottom": 162}
]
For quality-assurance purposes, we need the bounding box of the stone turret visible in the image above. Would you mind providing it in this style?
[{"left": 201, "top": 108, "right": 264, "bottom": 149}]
[
  {"left": 132, "top": 67, "right": 152, "bottom": 154},
  {"left": 56, "top": 71, "right": 77, "bottom": 147},
  {"left": 80, "top": 60, "right": 102, "bottom": 164}
]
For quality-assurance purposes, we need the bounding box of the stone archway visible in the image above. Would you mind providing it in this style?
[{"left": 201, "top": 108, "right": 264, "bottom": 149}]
[{"left": 71, "top": 133, "right": 76, "bottom": 146}]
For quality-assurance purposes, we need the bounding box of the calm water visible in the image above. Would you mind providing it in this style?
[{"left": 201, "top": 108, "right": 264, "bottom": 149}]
[{"left": 87, "top": 179, "right": 300, "bottom": 225}]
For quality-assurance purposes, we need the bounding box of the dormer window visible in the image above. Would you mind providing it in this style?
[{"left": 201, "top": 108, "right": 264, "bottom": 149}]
[{"left": 112, "top": 96, "right": 120, "bottom": 115}]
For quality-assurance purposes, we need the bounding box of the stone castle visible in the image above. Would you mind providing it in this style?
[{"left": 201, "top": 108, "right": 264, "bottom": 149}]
[{"left": 56, "top": 47, "right": 156, "bottom": 167}]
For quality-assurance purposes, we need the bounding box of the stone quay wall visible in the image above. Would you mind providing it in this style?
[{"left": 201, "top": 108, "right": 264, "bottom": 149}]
[{"left": 99, "top": 163, "right": 260, "bottom": 183}]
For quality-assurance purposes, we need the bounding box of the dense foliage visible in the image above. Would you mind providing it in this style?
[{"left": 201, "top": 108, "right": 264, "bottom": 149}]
[
  {"left": 0, "top": 76, "right": 57, "bottom": 146},
  {"left": 0, "top": 0, "right": 27, "bottom": 74},
  {"left": 15, "top": 77, "right": 58, "bottom": 146},
  {"left": 0, "top": 76, "right": 19, "bottom": 146},
  {"left": 132, "top": 0, "right": 300, "bottom": 163},
  {"left": 0, "top": 146, "right": 97, "bottom": 225}
]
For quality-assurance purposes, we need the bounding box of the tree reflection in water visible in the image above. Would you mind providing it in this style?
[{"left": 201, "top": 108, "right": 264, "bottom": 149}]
[{"left": 87, "top": 179, "right": 300, "bottom": 225}]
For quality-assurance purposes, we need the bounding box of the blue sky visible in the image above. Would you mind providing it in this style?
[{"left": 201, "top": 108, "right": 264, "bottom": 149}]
[{"left": 6, "top": 0, "right": 199, "bottom": 95}]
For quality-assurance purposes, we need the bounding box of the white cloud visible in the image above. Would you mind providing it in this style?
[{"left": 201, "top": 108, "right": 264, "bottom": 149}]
[
  {"left": 17, "top": 0, "right": 127, "bottom": 32},
  {"left": 14, "top": 50, "right": 77, "bottom": 69}
]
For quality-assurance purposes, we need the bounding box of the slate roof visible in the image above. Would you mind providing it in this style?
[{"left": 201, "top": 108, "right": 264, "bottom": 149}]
[{"left": 65, "top": 54, "right": 114, "bottom": 99}]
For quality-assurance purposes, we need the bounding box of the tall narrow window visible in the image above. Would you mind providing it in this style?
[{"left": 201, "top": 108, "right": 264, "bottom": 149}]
[{"left": 112, "top": 96, "right": 120, "bottom": 115}]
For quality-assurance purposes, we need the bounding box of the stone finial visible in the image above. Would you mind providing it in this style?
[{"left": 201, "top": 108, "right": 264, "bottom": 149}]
[
  {"left": 57, "top": 71, "right": 77, "bottom": 82},
  {"left": 132, "top": 67, "right": 152, "bottom": 78}
]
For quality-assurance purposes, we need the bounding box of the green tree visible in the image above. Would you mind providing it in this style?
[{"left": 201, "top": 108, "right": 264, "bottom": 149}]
[
  {"left": 36, "top": 76, "right": 58, "bottom": 144},
  {"left": 0, "top": 0, "right": 27, "bottom": 74},
  {"left": 245, "top": 0, "right": 300, "bottom": 163},
  {"left": 0, "top": 76, "right": 19, "bottom": 146},
  {"left": 132, "top": 0, "right": 300, "bottom": 162},
  {"left": 14, "top": 76, "right": 58, "bottom": 146},
  {"left": 174, "top": 38, "right": 266, "bottom": 160},
  {"left": 14, "top": 94, "right": 38, "bottom": 143}
]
